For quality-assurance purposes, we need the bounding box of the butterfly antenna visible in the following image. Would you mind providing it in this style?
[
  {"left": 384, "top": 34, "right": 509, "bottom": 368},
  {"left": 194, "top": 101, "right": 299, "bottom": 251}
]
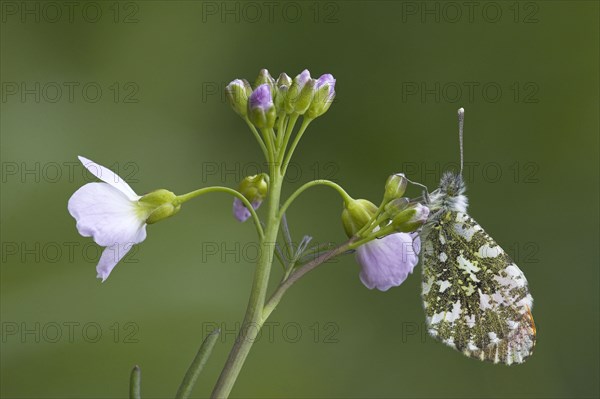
[
  {"left": 458, "top": 107, "right": 465, "bottom": 176},
  {"left": 405, "top": 176, "right": 430, "bottom": 203}
]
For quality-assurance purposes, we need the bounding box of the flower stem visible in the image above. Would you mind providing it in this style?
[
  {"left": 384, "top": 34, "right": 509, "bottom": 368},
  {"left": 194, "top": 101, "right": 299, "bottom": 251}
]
[
  {"left": 277, "top": 113, "right": 299, "bottom": 166},
  {"left": 354, "top": 209, "right": 388, "bottom": 238},
  {"left": 260, "top": 127, "right": 276, "bottom": 162},
  {"left": 263, "top": 238, "right": 355, "bottom": 320},
  {"left": 278, "top": 179, "right": 352, "bottom": 218},
  {"left": 349, "top": 225, "right": 396, "bottom": 250},
  {"left": 275, "top": 115, "right": 287, "bottom": 150},
  {"left": 210, "top": 169, "right": 283, "bottom": 398},
  {"left": 210, "top": 115, "right": 349, "bottom": 398},
  {"left": 281, "top": 118, "right": 312, "bottom": 175},
  {"left": 244, "top": 119, "right": 269, "bottom": 161},
  {"left": 177, "top": 186, "right": 264, "bottom": 240}
]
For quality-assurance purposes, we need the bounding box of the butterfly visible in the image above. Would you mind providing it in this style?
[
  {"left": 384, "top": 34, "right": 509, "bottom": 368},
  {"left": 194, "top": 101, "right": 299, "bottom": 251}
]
[{"left": 419, "top": 108, "right": 536, "bottom": 365}]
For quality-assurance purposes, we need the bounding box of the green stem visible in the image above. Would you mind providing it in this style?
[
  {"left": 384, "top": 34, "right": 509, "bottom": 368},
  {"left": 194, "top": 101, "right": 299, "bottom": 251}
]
[
  {"left": 175, "top": 329, "right": 221, "bottom": 399},
  {"left": 210, "top": 168, "right": 283, "bottom": 398},
  {"left": 354, "top": 200, "right": 389, "bottom": 238},
  {"left": 281, "top": 117, "right": 312, "bottom": 175},
  {"left": 210, "top": 115, "right": 349, "bottom": 398},
  {"left": 260, "top": 127, "right": 276, "bottom": 162},
  {"left": 355, "top": 210, "right": 387, "bottom": 238},
  {"left": 349, "top": 224, "right": 396, "bottom": 250},
  {"left": 277, "top": 113, "right": 299, "bottom": 167},
  {"left": 177, "top": 187, "right": 264, "bottom": 240},
  {"left": 263, "top": 238, "right": 355, "bottom": 320},
  {"left": 244, "top": 119, "right": 269, "bottom": 161},
  {"left": 275, "top": 115, "right": 287, "bottom": 150},
  {"left": 278, "top": 179, "right": 352, "bottom": 218}
]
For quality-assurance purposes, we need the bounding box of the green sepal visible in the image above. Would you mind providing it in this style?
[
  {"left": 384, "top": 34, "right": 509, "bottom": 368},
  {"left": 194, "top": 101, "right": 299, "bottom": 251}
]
[
  {"left": 391, "top": 208, "right": 417, "bottom": 229},
  {"left": 274, "top": 73, "right": 292, "bottom": 116},
  {"left": 225, "top": 79, "right": 252, "bottom": 118},
  {"left": 341, "top": 199, "right": 378, "bottom": 237},
  {"left": 306, "top": 83, "right": 335, "bottom": 119},
  {"left": 248, "top": 101, "right": 277, "bottom": 129},
  {"left": 391, "top": 203, "right": 428, "bottom": 232},
  {"left": 138, "top": 189, "right": 181, "bottom": 224},
  {"left": 293, "top": 79, "right": 316, "bottom": 115}
]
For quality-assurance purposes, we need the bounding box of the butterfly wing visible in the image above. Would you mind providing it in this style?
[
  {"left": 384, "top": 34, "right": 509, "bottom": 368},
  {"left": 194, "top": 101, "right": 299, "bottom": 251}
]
[{"left": 421, "top": 211, "right": 536, "bottom": 364}]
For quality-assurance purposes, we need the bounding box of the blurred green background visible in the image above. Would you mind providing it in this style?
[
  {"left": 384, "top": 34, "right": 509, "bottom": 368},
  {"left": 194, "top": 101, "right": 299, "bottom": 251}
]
[{"left": 1, "top": 1, "right": 598, "bottom": 398}]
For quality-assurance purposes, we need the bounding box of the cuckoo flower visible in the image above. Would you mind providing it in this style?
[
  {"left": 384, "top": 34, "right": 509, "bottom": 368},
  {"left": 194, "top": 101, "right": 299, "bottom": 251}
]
[
  {"left": 341, "top": 196, "right": 429, "bottom": 291},
  {"left": 357, "top": 232, "right": 421, "bottom": 291},
  {"left": 357, "top": 203, "right": 429, "bottom": 290},
  {"left": 68, "top": 156, "right": 179, "bottom": 281},
  {"left": 232, "top": 174, "right": 269, "bottom": 222}
]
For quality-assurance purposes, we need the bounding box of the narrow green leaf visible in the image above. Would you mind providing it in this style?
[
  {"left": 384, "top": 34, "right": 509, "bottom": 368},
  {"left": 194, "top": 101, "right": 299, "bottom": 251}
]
[
  {"left": 175, "top": 329, "right": 221, "bottom": 399},
  {"left": 280, "top": 213, "right": 295, "bottom": 258},
  {"left": 129, "top": 365, "right": 141, "bottom": 399}
]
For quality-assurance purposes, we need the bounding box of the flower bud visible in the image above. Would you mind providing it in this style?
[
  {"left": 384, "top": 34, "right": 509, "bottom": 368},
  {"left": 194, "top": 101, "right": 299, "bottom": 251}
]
[
  {"left": 306, "top": 74, "right": 336, "bottom": 119},
  {"left": 225, "top": 79, "right": 252, "bottom": 118},
  {"left": 233, "top": 174, "right": 269, "bottom": 222},
  {"left": 254, "top": 69, "right": 275, "bottom": 92},
  {"left": 384, "top": 197, "right": 410, "bottom": 216},
  {"left": 383, "top": 173, "right": 408, "bottom": 204},
  {"left": 138, "top": 189, "right": 181, "bottom": 224},
  {"left": 239, "top": 174, "right": 269, "bottom": 202},
  {"left": 392, "top": 203, "right": 429, "bottom": 232},
  {"left": 341, "top": 199, "right": 378, "bottom": 237},
  {"left": 276, "top": 72, "right": 292, "bottom": 88},
  {"left": 286, "top": 69, "right": 315, "bottom": 114},
  {"left": 294, "top": 78, "right": 316, "bottom": 115},
  {"left": 274, "top": 73, "right": 292, "bottom": 115},
  {"left": 248, "top": 84, "right": 277, "bottom": 129}
]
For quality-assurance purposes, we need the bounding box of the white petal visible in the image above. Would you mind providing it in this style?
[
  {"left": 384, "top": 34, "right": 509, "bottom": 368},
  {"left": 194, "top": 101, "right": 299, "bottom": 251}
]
[
  {"left": 96, "top": 241, "right": 140, "bottom": 282},
  {"left": 68, "top": 182, "right": 147, "bottom": 247},
  {"left": 78, "top": 156, "right": 139, "bottom": 200},
  {"left": 357, "top": 233, "right": 419, "bottom": 291}
]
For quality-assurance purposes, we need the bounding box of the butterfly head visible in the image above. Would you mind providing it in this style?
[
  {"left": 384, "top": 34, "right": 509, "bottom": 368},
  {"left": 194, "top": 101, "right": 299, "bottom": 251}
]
[
  {"left": 428, "top": 171, "right": 468, "bottom": 213},
  {"left": 439, "top": 171, "right": 466, "bottom": 197}
]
